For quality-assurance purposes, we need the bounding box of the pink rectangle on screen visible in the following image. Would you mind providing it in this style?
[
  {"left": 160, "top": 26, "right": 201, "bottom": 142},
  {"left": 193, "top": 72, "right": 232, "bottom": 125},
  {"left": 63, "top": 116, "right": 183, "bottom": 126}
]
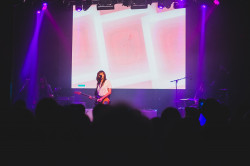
[
  {"left": 72, "top": 15, "right": 100, "bottom": 73},
  {"left": 152, "top": 16, "right": 186, "bottom": 89},
  {"left": 102, "top": 15, "right": 149, "bottom": 79}
]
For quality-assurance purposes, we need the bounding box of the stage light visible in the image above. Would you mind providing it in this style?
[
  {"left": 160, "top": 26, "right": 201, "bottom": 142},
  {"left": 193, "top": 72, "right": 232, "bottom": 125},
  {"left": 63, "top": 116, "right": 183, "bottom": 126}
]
[
  {"left": 214, "top": 0, "right": 219, "bottom": 5},
  {"left": 76, "top": 6, "right": 82, "bottom": 11},
  {"left": 75, "top": 0, "right": 83, "bottom": 12},
  {"left": 202, "top": 4, "right": 206, "bottom": 8},
  {"left": 97, "top": 4, "right": 114, "bottom": 10},
  {"left": 173, "top": 0, "right": 188, "bottom": 9},
  {"left": 131, "top": 0, "right": 148, "bottom": 9},
  {"left": 42, "top": 2, "right": 47, "bottom": 10},
  {"left": 158, "top": 0, "right": 164, "bottom": 9},
  {"left": 97, "top": 0, "right": 115, "bottom": 10},
  {"left": 37, "top": 10, "right": 41, "bottom": 14},
  {"left": 158, "top": 4, "right": 164, "bottom": 9},
  {"left": 75, "top": 4, "right": 82, "bottom": 11},
  {"left": 157, "top": 0, "right": 173, "bottom": 9}
]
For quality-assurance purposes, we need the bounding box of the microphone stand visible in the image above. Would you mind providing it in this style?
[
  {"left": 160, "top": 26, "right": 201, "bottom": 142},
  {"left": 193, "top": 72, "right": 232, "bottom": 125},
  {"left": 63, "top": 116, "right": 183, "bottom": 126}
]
[
  {"left": 13, "top": 79, "right": 30, "bottom": 103},
  {"left": 170, "top": 77, "right": 186, "bottom": 107},
  {"left": 19, "top": 79, "right": 30, "bottom": 94}
]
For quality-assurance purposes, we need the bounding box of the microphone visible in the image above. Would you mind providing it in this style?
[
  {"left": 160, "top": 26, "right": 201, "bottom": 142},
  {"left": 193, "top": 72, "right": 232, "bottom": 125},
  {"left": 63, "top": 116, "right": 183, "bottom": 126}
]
[{"left": 98, "top": 75, "right": 102, "bottom": 82}]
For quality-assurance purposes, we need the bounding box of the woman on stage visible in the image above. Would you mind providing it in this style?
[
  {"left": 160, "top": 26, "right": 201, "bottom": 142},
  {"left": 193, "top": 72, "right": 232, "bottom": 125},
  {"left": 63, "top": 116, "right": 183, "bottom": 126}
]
[{"left": 90, "top": 70, "right": 112, "bottom": 104}]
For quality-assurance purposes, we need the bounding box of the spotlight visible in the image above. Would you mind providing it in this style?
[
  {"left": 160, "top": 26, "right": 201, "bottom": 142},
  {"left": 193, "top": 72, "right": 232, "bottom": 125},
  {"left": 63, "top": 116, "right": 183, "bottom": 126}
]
[
  {"left": 202, "top": 4, "right": 206, "bottom": 8},
  {"left": 97, "top": 4, "right": 114, "bottom": 10},
  {"left": 131, "top": 0, "right": 148, "bottom": 9},
  {"left": 37, "top": 10, "right": 41, "bottom": 14},
  {"left": 173, "top": 0, "right": 188, "bottom": 9},
  {"left": 75, "top": 3, "right": 82, "bottom": 11},
  {"left": 158, "top": 0, "right": 164, "bottom": 9},
  {"left": 97, "top": 0, "right": 115, "bottom": 10},
  {"left": 214, "top": 0, "right": 219, "bottom": 5},
  {"left": 76, "top": 6, "right": 82, "bottom": 11},
  {"left": 42, "top": 2, "right": 47, "bottom": 10},
  {"left": 75, "top": 0, "right": 83, "bottom": 12},
  {"left": 158, "top": 4, "right": 164, "bottom": 9},
  {"left": 158, "top": 0, "right": 173, "bottom": 9}
]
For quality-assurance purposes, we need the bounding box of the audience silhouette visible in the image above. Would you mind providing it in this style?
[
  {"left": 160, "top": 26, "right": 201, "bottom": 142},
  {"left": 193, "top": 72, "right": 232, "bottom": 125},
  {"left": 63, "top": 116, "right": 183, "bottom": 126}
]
[{"left": 1, "top": 97, "right": 249, "bottom": 165}]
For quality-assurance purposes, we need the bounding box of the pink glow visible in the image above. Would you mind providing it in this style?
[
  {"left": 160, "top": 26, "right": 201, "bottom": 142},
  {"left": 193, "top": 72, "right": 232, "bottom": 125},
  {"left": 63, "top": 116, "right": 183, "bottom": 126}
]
[
  {"left": 214, "top": 0, "right": 220, "bottom": 6},
  {"left": 45, "top": 9, "right": 71, "bottom": 55},
  {"left": 42, "top": 3, "right": 47, "bottom": 10}
]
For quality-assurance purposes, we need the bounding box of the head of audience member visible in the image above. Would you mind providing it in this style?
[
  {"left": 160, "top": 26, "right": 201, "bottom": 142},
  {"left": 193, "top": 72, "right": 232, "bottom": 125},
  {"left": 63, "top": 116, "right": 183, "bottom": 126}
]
[
  {"left": 35, "top": 97, "right": 60, "bottom": 123},
  {"left": 11, "top": 100, "right": 34, "bottom": 123},
  {"left": 92, "top": 103, "right": 112, "bottom": 123},
  {"left": 161, "top": 107, "right": 181, "bottom": 123},
  {"left": 201, "top": 98, "right": 227, "bottom": 126},
  {"left": 91, "top": 102, "right": 151, "bottom": 160},
  {"left": 65, "top": 104, "right": 90, "bottom": 126},
  {"left": 185, "top": 106, "right": 200, "bottom": 121},
  {"left": 12, "top": 99, "right": 27, "bottom": 110}
]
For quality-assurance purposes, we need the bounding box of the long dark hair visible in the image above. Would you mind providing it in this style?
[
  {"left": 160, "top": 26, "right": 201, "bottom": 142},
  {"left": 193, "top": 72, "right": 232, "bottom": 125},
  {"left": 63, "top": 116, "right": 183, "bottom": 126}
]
[{"left": 96, "top": 70, "right": 107, "bottom": 87}]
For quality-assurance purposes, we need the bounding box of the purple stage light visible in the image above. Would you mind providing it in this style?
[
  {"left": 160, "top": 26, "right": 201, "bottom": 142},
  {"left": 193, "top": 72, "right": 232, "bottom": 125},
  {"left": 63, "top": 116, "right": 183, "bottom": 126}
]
[
  {"left": 158, "top": 3, "right": 164, "bottom": 9},
  {"left": 158, "top": 5, "right": 163, "bottom": 9},
  {"left": 75, "top": 4, "right": 82, "bottom": 12},
  {"left": 42, "top": 2, "right": 48, "bottom": 10},
  {"left": 197, "top": 2, "right": 206, "bottom": 98},
  {"left": 21, "top": 8, "right": 45, "bottom": 110},
  {"left": 214, "top": 0, "right": 220, "bottom": 5},
  {"left": 173, "top": 0, "right": 187, "bottom": 9},
  {"left": 158, "top": 1, "right": 164, "bottom": 9}
]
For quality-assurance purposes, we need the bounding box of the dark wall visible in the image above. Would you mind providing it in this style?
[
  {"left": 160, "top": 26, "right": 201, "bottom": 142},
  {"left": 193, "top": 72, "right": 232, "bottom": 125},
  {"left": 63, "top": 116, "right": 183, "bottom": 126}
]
[
  {"left": 1, "top": 1, "right": 14, "bottom": 109},
  {"left": 11, "top": 4, "right": 72, "bottom": 105},
  {"left": 11, "top": 5, "right": 36, "bottom": 103},
  {"left": 38, "top": 5, "right": 72, "bottom": 88},
  {"left": 201, "top": 1, "right": 250, "bottom": 110}
]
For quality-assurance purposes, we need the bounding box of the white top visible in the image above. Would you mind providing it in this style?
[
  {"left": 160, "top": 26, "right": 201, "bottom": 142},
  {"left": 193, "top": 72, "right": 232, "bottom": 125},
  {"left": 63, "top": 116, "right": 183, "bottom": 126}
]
[{"left": 97, "top": 80, "right": 112, "bottom": 97}]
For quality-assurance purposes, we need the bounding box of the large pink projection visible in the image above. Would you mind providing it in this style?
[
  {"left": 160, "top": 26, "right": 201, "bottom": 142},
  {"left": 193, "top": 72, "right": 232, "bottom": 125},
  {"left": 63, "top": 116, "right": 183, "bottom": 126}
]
[{"left": 72, "top": 4, "right": 186, "bottom": 89}]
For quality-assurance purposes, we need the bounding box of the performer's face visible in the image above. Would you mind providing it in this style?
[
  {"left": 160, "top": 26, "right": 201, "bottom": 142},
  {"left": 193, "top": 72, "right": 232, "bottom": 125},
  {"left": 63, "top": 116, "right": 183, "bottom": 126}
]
[{"left": 99, "top": 72, "right": 104, "bottom": 81}]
